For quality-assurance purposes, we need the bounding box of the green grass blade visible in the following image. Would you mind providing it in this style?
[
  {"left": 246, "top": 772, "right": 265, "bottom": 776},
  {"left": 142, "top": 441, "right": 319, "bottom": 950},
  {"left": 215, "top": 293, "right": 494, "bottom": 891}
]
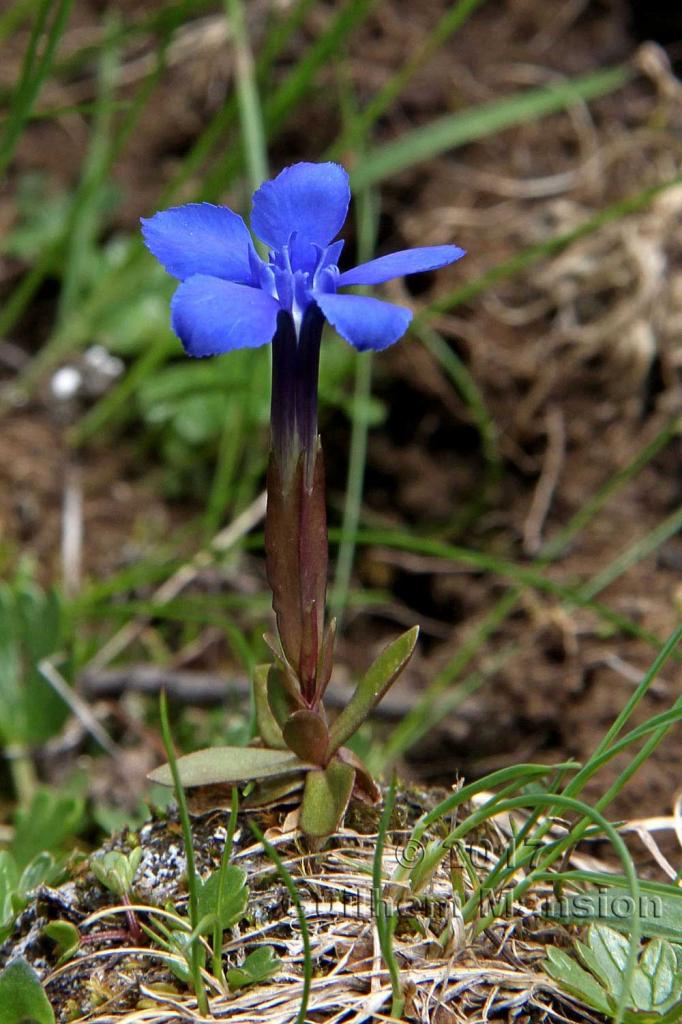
[
  {"left": 204, "top": 0, "right": 377, "bottom": 193},
  {"left": 336, "top": 528, "right": 675, "bottom": 649},
  {"left": 0, "top": 0, "right": 74, "bottom": 178},
  {"left": 0, "top": 0, "right": 55, "bottom": 179},
  {"left": 0, "top": 0, "right": 41, "bottom": 42},
  {"left": 371, "top": 414, "right": 680, "bottom": 766},
  {"left": 413, "top": 321, "right": 502, "bottom": 533},
  {"left": 158, "top": 691, "right": 208, "bottom": 1015},
  {"left": 373, "top": 774, "right": 404, "bottom": 1018},
  {"left": 250, "top": 823, "right": 311, "bottom": 1024},
  {"left": 56, "top": 16, "right": 119, "bottom": 326},
  {"left": 422, "top": 174, "right": 682, "bottom": 321},
  {"left": 332, "top": 0, "right": 487, "bottom": 155},
  {"left": 351, "top": 65, "right": 631, "bottom": 189},
  {"left": 224, "top": 0, "right": 268, "bottom": 193},
  {"left": 580, "top": 504, "right": 682, "bottom": 601},
  {"left": 461, "top": 792, "right": 641, "bottom": 1024}
]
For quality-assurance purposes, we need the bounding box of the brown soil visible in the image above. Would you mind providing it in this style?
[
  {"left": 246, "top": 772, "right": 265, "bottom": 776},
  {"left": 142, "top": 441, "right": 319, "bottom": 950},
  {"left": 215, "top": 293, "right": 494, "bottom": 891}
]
[{"left": 0, "top": 0, "right": 681, "bottom": 863}]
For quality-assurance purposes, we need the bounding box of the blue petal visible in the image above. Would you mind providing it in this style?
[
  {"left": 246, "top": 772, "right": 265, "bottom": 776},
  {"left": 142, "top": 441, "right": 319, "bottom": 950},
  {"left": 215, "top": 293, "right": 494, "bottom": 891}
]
[
  {"left": 337, "top": 245, "right": 466, "bottom": 287},
  {"left": 141, "top": 203, "right": 256, "bottom": 283},
  {"left": 171, "top": 275, "right": 280, "bottom": 357},
  {"left": 251, "top": 162, "right": 350, "bottom": 250},
  {"left": 315, "top": 292, "right": 412, "bottom": 352}
]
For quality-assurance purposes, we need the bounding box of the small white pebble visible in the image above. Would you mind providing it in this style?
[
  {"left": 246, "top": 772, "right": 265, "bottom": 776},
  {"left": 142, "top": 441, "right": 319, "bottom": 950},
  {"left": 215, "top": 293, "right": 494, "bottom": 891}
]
[{"left": 51, "top": 366, "right": 82, "bottom": 400}]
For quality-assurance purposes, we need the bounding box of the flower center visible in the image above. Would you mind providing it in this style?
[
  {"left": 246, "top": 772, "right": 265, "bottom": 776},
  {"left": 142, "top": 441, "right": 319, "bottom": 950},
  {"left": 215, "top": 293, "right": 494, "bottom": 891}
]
[{"left": 259, "top": 238, "right": 341, "bottom": 334}]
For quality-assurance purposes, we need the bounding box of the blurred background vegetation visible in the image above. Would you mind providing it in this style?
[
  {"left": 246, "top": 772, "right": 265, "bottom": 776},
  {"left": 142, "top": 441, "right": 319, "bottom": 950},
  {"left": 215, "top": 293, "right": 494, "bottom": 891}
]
[{"left": 0, "top": 0, "right": 680, "bottom": 881}]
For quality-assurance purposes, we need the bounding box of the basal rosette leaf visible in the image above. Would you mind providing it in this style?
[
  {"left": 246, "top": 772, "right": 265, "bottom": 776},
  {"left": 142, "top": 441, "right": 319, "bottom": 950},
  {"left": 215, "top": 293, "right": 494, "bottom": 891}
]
[
  {"left": 148, "top": 746, "right": 313, "bottom": 788},
  {"left": 299, "top": 760, "right": 356, "bottom": 839}
]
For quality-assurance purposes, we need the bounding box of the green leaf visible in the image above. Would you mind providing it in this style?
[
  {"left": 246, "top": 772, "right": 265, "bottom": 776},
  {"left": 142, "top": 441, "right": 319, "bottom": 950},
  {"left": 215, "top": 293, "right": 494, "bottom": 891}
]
[
  {"left": 227, "top": 946, "right": 281, "bottom": 991},
  {"left": 148, "top": 746, "right": 312, "bottom": 788},
  {"left": 282, "top": 710, "right": 329, "bottom": 765},
  {"left": 11, "top": 789, "right": 85, "bottom": 869},
  {"left": 548, "top": 925, "right": 682, "bottom": 1020},
  {"left": 299, "top": 760, "right": 355, "bottom": 840},
  {"left": 631, "top": 938, "right": 681, "bottom": 1013},
  {"left": 0, "top": 958, "right": 55, "bottom": 1024},
  {"left": 43, "top": 920, "right": 80, "bottom": 966},
  {"left": 196, "top": 865, "right": 248, "bottom": 933},
  {"left": 329, "top": 626, "right": 419, "bottom": 754},
  {"left": 544, "top": 946, "right": 613, "bottom": 1017},
  {"left": 253, "top": 664, "right": 286, "bottom": 749},
  {"left": 585, "top": 923, "right": 630, "bottom": 994}
]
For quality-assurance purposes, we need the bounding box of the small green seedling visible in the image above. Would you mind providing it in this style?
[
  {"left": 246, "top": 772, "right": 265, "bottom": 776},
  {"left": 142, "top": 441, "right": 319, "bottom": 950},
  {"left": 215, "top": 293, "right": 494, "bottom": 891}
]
[
  {"left": 545, "top": 923, "right": 682, "bottom": 1022},
  {"left": 91, "top": 847, "right": 142, "bottom": 896},
  {"left": 227, "top": 946, "right": 281, "bottom": 991},
  {"left": 91, "top": 846, "right": 143, "bottom": 944}
]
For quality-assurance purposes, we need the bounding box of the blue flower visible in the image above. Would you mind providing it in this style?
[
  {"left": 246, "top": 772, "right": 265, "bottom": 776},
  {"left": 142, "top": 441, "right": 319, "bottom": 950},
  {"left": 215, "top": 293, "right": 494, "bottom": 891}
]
[{"left": 141, "top": 161, "right": 465, "bottom": 357}]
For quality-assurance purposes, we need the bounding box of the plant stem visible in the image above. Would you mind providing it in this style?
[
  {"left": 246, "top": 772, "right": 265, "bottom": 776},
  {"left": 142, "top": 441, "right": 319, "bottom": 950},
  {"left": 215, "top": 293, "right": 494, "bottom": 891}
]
[
  {"left": 7, "top": 744, "right": 37, "bottom": 807},
  {"left": 212, "top": 786, "right": 239, "bottom": 985},
  {"left": 158, "top": 691, "right": 208, "bottom": 1016}
]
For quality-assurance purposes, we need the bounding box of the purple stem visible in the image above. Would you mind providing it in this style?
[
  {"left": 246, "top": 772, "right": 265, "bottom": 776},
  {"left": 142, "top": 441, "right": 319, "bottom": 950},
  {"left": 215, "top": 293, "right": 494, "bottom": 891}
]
[{"left": 266, "top": 303, "right": 328, "bottom": 699}]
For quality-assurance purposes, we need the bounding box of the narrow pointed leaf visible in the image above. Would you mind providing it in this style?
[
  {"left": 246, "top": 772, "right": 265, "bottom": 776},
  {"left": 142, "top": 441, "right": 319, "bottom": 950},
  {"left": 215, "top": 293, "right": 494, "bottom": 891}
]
[
  {"left": 329, "top": 626, "right": 419, "bottom": 754},
  {"left": 148, "top": 746, "right": 312, "bottom": 788},
  {"left": 299, "top": 760, "right": 355, "bottom": 839},
  {"left": 253, "top": 664, "right": 286, "bottom": 749},
  {"left": 267, "top": 664, "right": 302, "bottom": 728},
  {"left": 262, "top": 633, "right": 302, "bottom": 700},
  {"left": 282, "top": 709, "right": 329, "bottom": 765}
]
